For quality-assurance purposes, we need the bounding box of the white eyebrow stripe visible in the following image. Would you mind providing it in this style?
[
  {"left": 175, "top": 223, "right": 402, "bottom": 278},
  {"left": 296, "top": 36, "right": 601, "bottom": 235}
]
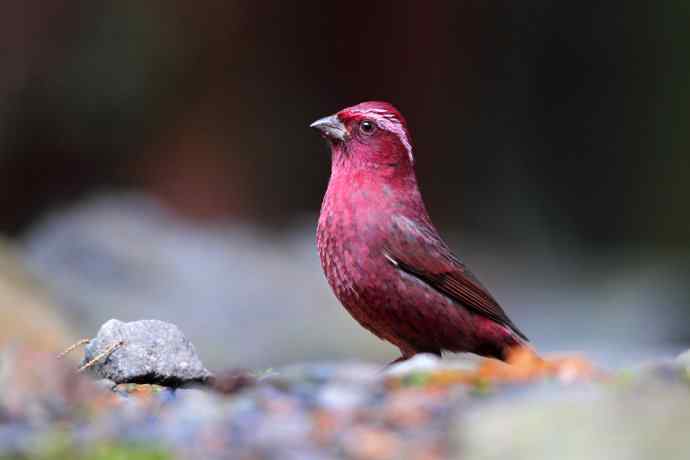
[{"left": 349, "top": 108, "right": 414, "bottom": 164}]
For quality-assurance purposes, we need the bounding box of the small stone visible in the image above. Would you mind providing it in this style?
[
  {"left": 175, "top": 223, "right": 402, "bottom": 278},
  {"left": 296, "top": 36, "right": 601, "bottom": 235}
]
[
  {"left": 208, "top": 369, "right": 255, "bottom": 394},
  {"left": 80, "top": 319, "right": 212, "bottom": 387}
]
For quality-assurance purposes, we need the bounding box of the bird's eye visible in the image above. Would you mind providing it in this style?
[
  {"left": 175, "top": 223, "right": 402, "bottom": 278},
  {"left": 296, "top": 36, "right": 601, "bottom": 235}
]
[{"left": 359, "top": 120, "right": 376, "bottom": 135}]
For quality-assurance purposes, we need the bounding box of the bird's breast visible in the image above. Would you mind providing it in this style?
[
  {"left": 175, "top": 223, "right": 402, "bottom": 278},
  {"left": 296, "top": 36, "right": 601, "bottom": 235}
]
[{"left": 317, "top": 181, "right": 394, "bottom": 304}]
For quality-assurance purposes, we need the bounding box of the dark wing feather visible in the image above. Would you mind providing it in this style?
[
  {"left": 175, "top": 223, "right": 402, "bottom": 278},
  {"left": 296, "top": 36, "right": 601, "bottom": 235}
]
[{"left": 384, "top": 215, "right": 528, "bottom": 341}]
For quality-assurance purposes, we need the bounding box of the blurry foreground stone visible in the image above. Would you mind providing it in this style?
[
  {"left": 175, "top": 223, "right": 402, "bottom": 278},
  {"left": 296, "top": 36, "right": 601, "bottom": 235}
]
[
  {"left": 0, "top": 238, "right": 74, "bottom": 353},
  {"left": 80, "top": 319, "right": 212, "bottom": 387},
  {"left": 458, "top": 368, "right": 690, "bottom": 460},
  {"left": 0, "top": 346, "right": 105, "bottom": 427}
]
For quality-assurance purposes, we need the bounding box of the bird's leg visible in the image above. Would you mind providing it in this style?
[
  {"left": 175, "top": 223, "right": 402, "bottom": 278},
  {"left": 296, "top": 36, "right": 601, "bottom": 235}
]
[
  {"left": 386, "top": 355, "right": 410, "bottom": 367},
  {"left": 385, "top": 347, "right": 417, "bottom": 368}
]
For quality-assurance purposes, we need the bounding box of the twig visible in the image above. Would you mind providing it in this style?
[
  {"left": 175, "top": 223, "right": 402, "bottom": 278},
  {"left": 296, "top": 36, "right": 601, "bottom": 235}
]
[
  {"left": 57, "top": 338, "right": 91, "bottom": 359},
  {"left": 78, "top": 340, "right": 125, "bottom": 372}
]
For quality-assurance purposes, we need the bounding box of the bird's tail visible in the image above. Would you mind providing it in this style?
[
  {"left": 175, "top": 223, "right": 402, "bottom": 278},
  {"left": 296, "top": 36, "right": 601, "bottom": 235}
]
[
  {"left": 497, "top": 327, "right": 536, "bottom": 361},
  {"left": 501, "top": 333, "right": 541, "bottom": 362}
]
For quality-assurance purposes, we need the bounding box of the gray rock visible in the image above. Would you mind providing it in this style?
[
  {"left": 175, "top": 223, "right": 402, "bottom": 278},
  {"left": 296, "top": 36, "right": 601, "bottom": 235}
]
[{"left": 80, "top": 319, "right": 212, "bottom": 387}]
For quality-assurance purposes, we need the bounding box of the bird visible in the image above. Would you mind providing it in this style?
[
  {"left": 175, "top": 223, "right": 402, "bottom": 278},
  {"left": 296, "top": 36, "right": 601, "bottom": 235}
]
[{"left": 311, "top": 101, "right": 528, "bottom": 365}]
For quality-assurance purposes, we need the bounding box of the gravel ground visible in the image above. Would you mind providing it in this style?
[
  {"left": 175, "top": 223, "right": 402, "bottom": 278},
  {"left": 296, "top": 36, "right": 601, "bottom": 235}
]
[{"left": 1, "top": 346, "right": 689, "bottom": 460}]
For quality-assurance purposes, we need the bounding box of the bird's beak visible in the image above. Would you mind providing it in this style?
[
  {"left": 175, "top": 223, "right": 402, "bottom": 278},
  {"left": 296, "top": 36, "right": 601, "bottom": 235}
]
[{"left": 310, "top": 114, "right": 347, "bottom": 142}]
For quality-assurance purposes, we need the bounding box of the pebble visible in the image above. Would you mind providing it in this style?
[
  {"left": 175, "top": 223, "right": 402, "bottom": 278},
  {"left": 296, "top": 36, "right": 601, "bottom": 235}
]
[{"left": 80, "top": 319, "right": 212, "bottom": 387}]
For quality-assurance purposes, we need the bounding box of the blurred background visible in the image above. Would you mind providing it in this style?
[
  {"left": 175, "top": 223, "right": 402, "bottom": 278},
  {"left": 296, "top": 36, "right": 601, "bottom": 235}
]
[{"left": 1, "top": 1, "right": 689, "bottom": 368}]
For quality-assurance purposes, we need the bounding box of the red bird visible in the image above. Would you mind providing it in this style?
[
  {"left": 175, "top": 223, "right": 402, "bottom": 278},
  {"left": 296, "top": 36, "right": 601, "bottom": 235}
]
[{"left": 311, "top": 101, "right": 528, "bottom": 364}]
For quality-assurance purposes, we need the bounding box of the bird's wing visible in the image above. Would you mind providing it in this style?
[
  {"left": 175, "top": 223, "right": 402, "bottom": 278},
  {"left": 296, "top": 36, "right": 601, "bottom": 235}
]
[{"left": 383, "top": 215, "right": 528, "bottom": 341}]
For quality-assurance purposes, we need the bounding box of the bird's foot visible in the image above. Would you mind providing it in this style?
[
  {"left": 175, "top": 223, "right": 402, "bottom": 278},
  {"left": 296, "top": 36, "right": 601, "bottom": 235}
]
[{"left": 385, "top": 355, "right": 410, "bottom": 368}]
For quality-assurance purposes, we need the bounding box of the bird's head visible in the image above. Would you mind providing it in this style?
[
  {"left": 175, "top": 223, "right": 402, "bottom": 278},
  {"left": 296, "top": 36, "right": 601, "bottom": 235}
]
[{"left": 310, "top": 101, "right": 414, "bottom": 170}]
